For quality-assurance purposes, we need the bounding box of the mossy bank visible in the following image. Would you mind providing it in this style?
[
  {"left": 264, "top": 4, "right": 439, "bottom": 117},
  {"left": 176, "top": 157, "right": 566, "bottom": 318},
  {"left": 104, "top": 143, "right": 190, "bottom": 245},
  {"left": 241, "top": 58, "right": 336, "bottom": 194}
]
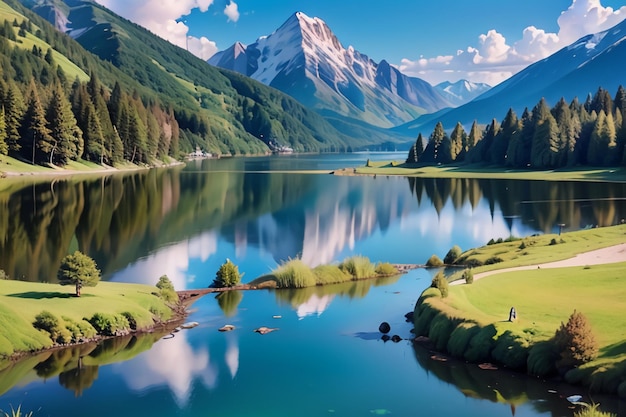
[
  {"left": 0, "top": 279, "right": 182, "bottom": 362},
  {"left": 412, "top": 224, "right": 626, "bottom": 398}
]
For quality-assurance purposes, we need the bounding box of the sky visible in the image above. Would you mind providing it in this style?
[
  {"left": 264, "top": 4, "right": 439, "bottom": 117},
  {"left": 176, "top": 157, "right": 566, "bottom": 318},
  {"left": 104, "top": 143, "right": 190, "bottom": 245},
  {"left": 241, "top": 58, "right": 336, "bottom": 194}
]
[{"left": 94, "top": 0, "right": 626, "bottom": 86}]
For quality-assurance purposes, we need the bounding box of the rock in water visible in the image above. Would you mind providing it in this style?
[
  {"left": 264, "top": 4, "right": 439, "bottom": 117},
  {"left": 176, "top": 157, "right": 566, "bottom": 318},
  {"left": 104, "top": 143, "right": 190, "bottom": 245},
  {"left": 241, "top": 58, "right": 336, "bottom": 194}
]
[
  {"left": 254, "top": 326, "right": 278, "bottom": 335},
  {"left": 218, "top": 324, "right": 235, "bottom": 332},
  {"left": 379, "top": 322, "right": 391, "bottom": 334}
]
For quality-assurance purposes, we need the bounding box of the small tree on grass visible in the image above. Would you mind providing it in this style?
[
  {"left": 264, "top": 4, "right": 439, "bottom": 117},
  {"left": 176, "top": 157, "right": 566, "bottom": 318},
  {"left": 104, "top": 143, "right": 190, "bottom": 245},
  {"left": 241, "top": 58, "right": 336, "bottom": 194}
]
[
  {"left": 463, "top": 269, "right": 474, "bottom": 284},
  {"left": 430, "top": 271, "right": 449, "bottom": 298},
  {"left": 213, "top": 259, "right": 242, "bottom": 288},
  {"left": 156, "top": 275, "right": 178, "bottom": 303},
  {"left": 425, "top": 254, "right": 444, "bottom": 267},
  {"left": 554, "top": 310, "right": 599, "bottom": 369},
  {"left": 443, "top": 245, "right": 462, "bottom": 265},
  {"left": 57, "top": 251, "right": 101, "bottom": 297}
]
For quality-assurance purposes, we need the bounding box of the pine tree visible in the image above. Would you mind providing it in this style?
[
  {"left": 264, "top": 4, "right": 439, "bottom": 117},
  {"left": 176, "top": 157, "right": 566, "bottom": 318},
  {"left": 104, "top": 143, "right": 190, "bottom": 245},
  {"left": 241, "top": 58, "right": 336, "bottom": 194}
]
[
  {"left": 531, "top": 113, "right": 559, "bottom": 168},
  {"left": 554, "top": 310, "right": 598, "bottom": 369},
  {"left": 424, "top": 122, "right": 450, "bottom": 163},
  {"left": 1, "top": 83, "right": 25, "bottom": 154},
  {"left": 0, "top": 107, "right": 7, "bottom": 156},
  {"left": 587, "top": 110, "right": 617, "bottom": 166},
  {"left": 406, "top": 133, "right": 424, "bottom": 164},
  {"left": 506, "top": 108, "right": 533, "bottom": 167},
  {"left": 449, "top": 122, "right": 466, "bottom": 162},
  {"left": 490, "top": 108, "right": 517, "bottom": 165},
  {"left": 46, "top": 83, "right": 83, "bottom": 165},
  {"left": 20, "top": 82, "right": 52, "bottom": 164}
]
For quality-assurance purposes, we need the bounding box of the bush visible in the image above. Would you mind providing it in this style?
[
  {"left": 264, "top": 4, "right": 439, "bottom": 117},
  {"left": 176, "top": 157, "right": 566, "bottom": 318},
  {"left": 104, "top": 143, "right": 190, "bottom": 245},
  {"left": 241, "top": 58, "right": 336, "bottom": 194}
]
[
  {"left": 430, "top": 271, "right": 449, "bottom": 298},
  {"left": 156, "top": 275, "right": 178, "bottom": 303},
  {"left": 443, "top": 245, "right": 462, "bottom": 265},
  {"left": 574, "top": 403, "right": 616, "bottom": 417},
  {"left": 447, "top": 323, "right": 480, "bottom": 357},
  {"left": 88, "top": 313, "right": 130, "bottom": 336},
  {"left": 484, "top": 256, "right": 503, "bottom": 265},
  {"left": 465, "top": 259, "right": 483, "bottom": 268},
  {"left": 340, "top": 256, "right": 376, "bottom": 279},
  {"left": 33, "top": 311, "right": 59, "bottom": 334},
  {"left": 527, "top": 341, "right": 559, "bottom": 377},
  {"left": 121, "top": 312, "right": 137, "bottom": 330},
  {"left": 425, "top": 254, "right": 444, "bottom": 267},
  {"left": 273, "top": 259, "right": 317, "bottom": 288},
  {"left": 464, "top": 324, "right": 497, "bottom": 362},
  {"left": 375, "top": 262, "right": 398, "bottom": 276},
  {"left": 462, "top": 269, "right": 473, "bottom": 284},
  {"left": 554, "top": 310, "right": 599, "bottom": 369},
  {"left": 491, "top": 330, "right": 530, "bottom": 369},
  {"left": 550, "top": 238, "right": 558, "bottom": 246},
  {"left": 213, "top": 259, "right": 242, "bottom": 287}
]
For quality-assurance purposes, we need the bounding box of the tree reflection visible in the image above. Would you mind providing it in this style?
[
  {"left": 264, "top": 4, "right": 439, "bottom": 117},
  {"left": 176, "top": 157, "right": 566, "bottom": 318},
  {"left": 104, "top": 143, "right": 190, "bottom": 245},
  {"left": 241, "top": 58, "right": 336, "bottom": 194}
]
[{"left": 216, "top": 290, "right": 243, "bottom": 317}]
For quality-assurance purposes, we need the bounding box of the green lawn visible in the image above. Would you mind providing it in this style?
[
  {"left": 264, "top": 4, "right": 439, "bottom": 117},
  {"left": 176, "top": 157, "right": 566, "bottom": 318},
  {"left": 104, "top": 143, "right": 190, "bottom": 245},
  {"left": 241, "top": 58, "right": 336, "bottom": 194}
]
[
  {"left": 347, "top": 161, "right": 626, "bottom": 183},
  {"left": 0, "top": 280, "right": 172, "bottom": 358}
]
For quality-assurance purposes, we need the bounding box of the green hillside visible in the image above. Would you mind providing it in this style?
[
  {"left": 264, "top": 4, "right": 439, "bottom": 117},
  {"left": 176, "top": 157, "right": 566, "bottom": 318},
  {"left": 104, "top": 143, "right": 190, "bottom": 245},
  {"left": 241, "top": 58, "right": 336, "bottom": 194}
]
[{"left": 7, "top": 0, "right": 405, "bottom": 158}]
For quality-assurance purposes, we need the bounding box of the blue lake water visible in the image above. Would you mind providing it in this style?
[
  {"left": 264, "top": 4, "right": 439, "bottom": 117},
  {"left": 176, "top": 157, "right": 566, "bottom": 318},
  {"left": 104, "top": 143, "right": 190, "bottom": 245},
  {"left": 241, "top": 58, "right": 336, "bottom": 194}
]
[{"left": 1, "top": 153, "right": 626, "bottom": 416}]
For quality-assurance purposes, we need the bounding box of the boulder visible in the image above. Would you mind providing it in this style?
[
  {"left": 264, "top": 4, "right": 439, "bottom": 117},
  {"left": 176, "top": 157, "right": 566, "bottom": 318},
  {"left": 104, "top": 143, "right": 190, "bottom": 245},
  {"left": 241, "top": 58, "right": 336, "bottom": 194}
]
[
  {"left": 379, "top": 322, "right": 391, "bottom": 334},
  {"left": 254, "top": 326, "right": 278, "bottom": 335},
  {"left": 218, "top": 324, "right": 235, "bottom": 332}
]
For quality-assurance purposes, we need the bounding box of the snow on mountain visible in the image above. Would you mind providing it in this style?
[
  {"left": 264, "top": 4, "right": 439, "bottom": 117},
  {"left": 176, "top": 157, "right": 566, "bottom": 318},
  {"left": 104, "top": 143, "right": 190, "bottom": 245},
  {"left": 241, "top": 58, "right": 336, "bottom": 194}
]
[
  {"left": 435, "top": 80, "right": 491, "bottom": 107},
  {"left": 209, "top": 12, "right": 453, "bottom": 128}
]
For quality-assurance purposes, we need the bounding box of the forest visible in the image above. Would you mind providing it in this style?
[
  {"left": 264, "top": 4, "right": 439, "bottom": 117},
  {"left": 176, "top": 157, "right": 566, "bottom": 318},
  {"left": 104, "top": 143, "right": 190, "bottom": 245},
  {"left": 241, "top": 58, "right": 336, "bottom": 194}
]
[{"left": 407, "top": 86, "right": 626, "bottom": 169}]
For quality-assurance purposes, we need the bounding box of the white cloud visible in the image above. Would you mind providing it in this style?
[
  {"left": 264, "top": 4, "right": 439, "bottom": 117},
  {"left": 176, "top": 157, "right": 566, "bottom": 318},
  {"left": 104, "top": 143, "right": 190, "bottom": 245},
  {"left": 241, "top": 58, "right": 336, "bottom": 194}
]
[
  {"left": 224, "top": 1, "right": 240, "bottom": 23},
  {"left": 399, "top": 0, "right": 626, "bottom": 85},
  {"left": 95, "top": 0, "right": 221, "bottom": 60}
]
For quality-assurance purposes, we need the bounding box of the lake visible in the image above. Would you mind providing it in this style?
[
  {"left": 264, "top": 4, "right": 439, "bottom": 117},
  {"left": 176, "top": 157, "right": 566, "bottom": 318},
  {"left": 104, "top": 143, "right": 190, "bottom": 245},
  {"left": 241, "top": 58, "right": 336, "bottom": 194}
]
[{"left": 1, "top": 153, "right": 626, "bottom": 416}]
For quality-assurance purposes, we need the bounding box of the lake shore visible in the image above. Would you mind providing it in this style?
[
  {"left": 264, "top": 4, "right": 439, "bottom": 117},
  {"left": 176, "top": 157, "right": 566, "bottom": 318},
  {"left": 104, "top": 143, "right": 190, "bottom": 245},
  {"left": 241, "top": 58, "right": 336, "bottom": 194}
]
[
  {"left": 412, "top": 224, "right": 626, "bottom": 398},
  {"left": 333, "top": 161, "right": 626, "bottom": 183}
]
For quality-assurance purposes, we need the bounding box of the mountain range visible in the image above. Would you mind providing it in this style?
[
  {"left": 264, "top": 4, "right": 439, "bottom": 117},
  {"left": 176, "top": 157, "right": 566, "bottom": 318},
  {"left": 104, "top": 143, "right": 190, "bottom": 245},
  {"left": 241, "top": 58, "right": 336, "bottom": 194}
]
[
  {"left": 209, "top": 12, "right": 490, "bottom": 129},
  {"left": 398, "top": 17, "right": 626, "bottom": 136}
]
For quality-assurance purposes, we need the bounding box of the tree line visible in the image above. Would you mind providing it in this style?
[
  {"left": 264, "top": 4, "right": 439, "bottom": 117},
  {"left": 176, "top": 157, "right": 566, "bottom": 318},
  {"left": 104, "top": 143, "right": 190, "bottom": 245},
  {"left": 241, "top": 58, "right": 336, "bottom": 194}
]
[
  {"left": 0, "top": 18, "right": 180, "bottom": 166},
  {"left": 407, "top": 86, "right": 626, "bottom": 169}
]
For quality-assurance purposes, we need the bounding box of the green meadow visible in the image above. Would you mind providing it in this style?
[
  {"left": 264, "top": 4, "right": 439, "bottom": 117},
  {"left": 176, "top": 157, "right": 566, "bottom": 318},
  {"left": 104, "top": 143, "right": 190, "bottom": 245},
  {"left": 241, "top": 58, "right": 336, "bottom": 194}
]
[
  {"left": 415, "top": 224, "right": 626, "bottom": 397},
  {"left": 0, "top": 280, "right": 174, "bottom": 360}
]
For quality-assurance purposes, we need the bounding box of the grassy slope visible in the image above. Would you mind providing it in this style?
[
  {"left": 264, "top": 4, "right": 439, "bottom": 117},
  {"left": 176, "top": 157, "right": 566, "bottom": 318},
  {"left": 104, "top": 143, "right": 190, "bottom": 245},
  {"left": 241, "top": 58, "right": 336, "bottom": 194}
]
[
  {"left": 0, "top": 280, "right": 172, "bottom": 357},
  {"left": 345, "top": 161, "right": 626, "bottom": 183}
]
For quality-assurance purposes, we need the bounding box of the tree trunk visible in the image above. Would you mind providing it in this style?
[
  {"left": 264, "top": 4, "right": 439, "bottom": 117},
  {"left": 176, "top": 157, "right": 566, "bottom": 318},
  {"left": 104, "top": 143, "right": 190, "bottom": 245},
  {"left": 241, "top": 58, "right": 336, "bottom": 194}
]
[{"left": 76, "top": 282, "right": 81, "bottom": 297}]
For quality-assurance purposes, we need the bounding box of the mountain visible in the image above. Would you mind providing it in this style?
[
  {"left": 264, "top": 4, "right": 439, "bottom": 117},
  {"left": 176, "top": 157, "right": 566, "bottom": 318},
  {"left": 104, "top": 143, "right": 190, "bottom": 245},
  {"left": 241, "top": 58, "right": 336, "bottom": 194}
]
[
  {"left": 209, "top": 12, "right": 453, "bottom": 128},
  {"left": 14, "top": 0, "right": 407, "bottom": 155},
  {"left": 401, "top": 17, "right": 626, "bottom": 136},
  {"left": 434, "top": 80, "right": 491, "bottom": 107}
]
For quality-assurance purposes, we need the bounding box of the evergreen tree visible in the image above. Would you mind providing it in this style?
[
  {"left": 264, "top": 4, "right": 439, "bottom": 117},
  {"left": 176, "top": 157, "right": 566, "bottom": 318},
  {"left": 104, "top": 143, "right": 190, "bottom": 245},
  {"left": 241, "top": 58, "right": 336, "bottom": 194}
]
[
  {"left": 531, "top": 112, "right": 560, "bottom": 168},
  {"left": 422, "top": 122, "right": 451, "bottom": 163},
  {"left": 1, "top": 83, "right": 25, "bottom": 154},
  {"left": 20, "top": 82, "right": 52, "bottom": 164},
  {"left": 490, "top": 108, "right": 517, "bottom": 165},
  {"left": 550, "top": 98, "right": 572, "bottom": 167},
  {"left": 589, "top": 87, "right": 613, "bottom": 115},
  {"left": 449, "top": 122, "right": 466, "bottom": 162},
  {"left": 46, "top": 83, "right": 83, "bottom": 165},
  {"left": 554, "top": 310, "right": 599, "bottom": 369},
  {"left": 588, "top": 110, "right": 618, "bottom": 166},
  {"left": 0, "top": 107, "right": 7, "bottom": 156},
  {"left": 506, "top": 108, "right": 533, "bottom": 167},
  {"left": 406, "top": 133, "right": 424, "bottom": 164},
  {"left": 464, "top": 120, "right": 482, "bottom": 159}
]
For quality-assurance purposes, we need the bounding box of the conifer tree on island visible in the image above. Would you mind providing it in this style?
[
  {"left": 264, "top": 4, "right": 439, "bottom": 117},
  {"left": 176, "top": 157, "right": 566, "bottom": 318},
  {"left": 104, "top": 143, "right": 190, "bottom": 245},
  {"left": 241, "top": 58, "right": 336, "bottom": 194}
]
[
  {"left": 213, "top": 259, "right": 242, "bottom": 288},
  {"left": 58, "top": 251, "right": 101, "bottom": 297}
]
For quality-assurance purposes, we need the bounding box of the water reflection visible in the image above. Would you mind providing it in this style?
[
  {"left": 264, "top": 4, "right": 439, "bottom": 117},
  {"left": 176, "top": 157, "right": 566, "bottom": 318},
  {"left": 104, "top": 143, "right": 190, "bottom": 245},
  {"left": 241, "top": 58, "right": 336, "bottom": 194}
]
[
  {"left": 1, "top": 163, "right": 625, "bottom": 284},
  {"left": 411, "top": 342, "right": 624, "bottom": 416}
]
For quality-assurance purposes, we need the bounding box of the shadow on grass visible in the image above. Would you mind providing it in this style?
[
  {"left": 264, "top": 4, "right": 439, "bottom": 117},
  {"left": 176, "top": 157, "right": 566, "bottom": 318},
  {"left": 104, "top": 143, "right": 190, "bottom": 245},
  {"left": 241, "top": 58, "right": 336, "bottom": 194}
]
[
  {"left": 599, "top": 340, "right": 626, "bottom": 357},
  {"left": 6, "top": 291, "right": 95, "bottom": 299}
]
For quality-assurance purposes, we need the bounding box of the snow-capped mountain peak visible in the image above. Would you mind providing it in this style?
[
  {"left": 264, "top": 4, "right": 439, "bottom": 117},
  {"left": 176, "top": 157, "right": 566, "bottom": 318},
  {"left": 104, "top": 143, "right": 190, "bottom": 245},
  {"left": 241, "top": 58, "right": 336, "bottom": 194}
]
[{"left": 209, "top": 11, "right": 455, "bottom": 127}]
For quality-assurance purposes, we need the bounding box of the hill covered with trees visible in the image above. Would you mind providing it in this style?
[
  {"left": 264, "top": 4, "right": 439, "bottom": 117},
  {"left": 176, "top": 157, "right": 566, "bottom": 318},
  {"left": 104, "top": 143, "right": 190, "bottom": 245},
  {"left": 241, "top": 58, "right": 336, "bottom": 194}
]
[
  {"left": 406, "top": 86, "right": 626, "bottom": 170},
  {"left": 0, "top": 0, "right": 400, "bottom": 169}
]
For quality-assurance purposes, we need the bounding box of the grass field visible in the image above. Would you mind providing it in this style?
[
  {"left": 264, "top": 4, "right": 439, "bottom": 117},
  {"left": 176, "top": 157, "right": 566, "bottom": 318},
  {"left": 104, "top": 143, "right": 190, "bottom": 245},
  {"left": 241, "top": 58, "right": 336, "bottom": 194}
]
[
  {"left": 339, "top": 160, "right": 626, "bottom": 183},
  {"left": 0, "top": 280, "right": 173, "bottom": 358}
]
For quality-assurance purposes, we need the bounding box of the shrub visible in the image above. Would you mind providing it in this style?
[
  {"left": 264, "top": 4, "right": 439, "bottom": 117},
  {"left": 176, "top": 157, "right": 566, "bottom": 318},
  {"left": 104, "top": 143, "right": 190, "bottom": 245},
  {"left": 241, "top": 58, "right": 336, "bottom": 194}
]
[
  {"left": 430, "top": 271, "right": 449, "bottom": 298},
  {"left": 33, "top": 311, "right": 59, "bottom": 334},
  {"left": 527, "top": 341, "right": 559, "bottom": 377},
  {"left": 550, "top": 238, "right": 558, "bottom": 245},
  {"left": 484, "top": 256, "right": 503, "bottom": 265},
  {"left": 428, "top": 314, "right": 455, "bottom": 351},
  {"left": 340, "top": 256, "right": 376, "bottom": 279},
  {"left": 88, "top": 313, "right": 130, "bottom": 336},
  {"left": 554, "top": 310, "right": 599, "bottom": 369},
  {"left": 574, "top": 403, "right": 616, "bottom": 417},
  {"left": 487, "top": 238, "right": 496, "bottom": 245},
  {"left": 156, "top": 275, "right": 178, "bottom": 303},
  {"left": 462, "top": 269, "right": 473, "bottom": 284},
  {"left": 518, "top": 241, "right": 526, "bottom": 250},
  {"left": 464, "top": 324, "right": 497, "bottom": 362},
  {"left": 213, "top": 259, "right": 242, "bottom": 287},
  {"left": 273, "top": 259, "right": 317, "bottom": 288},
  {"left": 465, "top": 259, "right": 483, "bottom": 268},
  {"left": 425, "top": 254, "right": 444, "bottom": 267},
  {"left": 447, "top": 323, "right": 480, "bottom": 357},
  {"left": 121, "top": 312, "right": 137, "bottom": 330},
  {"left": 491, "top": 330, "right": 530, "bottom": 369},
  {"left": 375, "top": 262, "right": 398, "bottom": 276},
  {"left": 443, "top": 245, "right": 462, "bottom": 265}
]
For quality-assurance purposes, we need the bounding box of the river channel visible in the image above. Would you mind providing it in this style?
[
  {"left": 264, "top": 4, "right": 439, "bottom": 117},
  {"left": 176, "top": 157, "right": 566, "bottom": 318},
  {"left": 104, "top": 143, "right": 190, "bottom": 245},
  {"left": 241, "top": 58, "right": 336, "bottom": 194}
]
[{"left": 1, "top": 153, "right": 626, "bottom": 416}]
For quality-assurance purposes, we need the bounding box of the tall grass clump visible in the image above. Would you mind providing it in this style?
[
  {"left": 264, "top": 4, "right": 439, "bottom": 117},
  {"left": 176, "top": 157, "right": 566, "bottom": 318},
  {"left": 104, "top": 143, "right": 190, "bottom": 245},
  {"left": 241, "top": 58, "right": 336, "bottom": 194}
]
[
  {"left": 375, "top": 262, "right": 399, "bottom": 276},
  {"left": 574, "top": 403, "right": 616, "bottom": 417},
  {"left": 273, "top": 259, "right": 317, "bottom": 288},
  {"left": 312, "top": 264, "right": 351, "bottom": 285},
  {"left": 1, "top": 405, "right": 34, "bottom": 417},
  {"left": 340, "top": 256, "right": 376, "bottom": 279}
]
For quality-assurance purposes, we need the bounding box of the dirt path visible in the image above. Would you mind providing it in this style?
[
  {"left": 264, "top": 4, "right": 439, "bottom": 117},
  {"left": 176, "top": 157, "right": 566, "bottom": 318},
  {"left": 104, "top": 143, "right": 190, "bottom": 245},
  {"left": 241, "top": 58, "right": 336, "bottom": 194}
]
[{"left": 452, "top": 243, "right": 626, "bottom": 285}]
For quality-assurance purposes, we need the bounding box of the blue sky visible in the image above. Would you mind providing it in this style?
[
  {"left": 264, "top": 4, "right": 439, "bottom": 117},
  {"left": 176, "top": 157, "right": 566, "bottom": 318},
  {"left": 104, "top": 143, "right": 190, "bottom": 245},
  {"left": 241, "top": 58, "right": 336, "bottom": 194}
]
[{"left": 95, "top": 0, "right": 626, "bottom": 85}]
